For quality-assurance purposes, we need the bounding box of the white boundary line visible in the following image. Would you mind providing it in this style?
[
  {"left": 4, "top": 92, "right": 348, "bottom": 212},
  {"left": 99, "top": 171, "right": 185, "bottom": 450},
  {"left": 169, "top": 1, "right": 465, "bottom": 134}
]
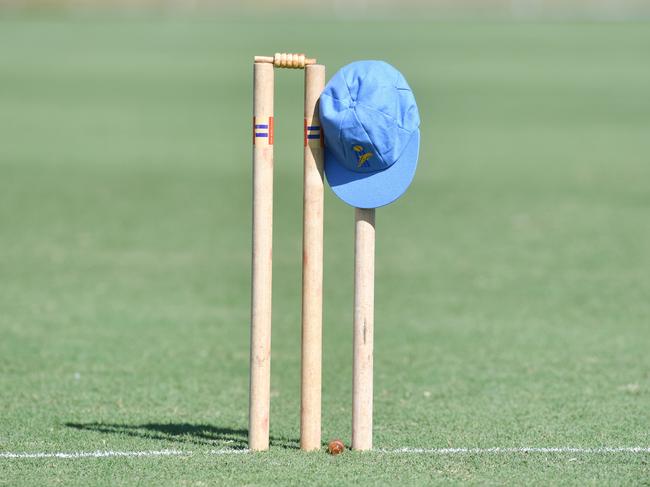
[
  {"left": 0, "top": 449, "right": 188, "bottom": 459},
  {"left": 2, "top": 446, "right": 650, "bottom": 459},
  {"left": 380, "top": 447, "right": 650, "bottom": 454}
]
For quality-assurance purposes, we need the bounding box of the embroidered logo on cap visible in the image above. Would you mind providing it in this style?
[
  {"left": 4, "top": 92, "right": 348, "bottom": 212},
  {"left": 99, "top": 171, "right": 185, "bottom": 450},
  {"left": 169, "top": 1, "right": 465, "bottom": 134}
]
[{"left": 353, "top": 145, "right": 373, "bottom": 168}]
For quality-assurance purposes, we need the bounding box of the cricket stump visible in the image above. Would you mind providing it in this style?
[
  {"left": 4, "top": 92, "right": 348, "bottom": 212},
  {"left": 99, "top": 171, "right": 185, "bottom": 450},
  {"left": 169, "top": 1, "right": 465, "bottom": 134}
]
[
  {"left": 300, "top": 63, "right": 326, "bottom": 451},
  {"left": 249, "top": 60, "right": 274, "bottom": 452},
  {"left": 352, "top": 208, "right": 375, "bottom": 451}
]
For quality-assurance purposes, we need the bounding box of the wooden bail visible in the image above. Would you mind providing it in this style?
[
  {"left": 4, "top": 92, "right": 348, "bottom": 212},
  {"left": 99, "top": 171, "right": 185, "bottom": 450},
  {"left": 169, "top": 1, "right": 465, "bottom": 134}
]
[{"left": 255, "top": 53, "right": 317, "bottom": 69}]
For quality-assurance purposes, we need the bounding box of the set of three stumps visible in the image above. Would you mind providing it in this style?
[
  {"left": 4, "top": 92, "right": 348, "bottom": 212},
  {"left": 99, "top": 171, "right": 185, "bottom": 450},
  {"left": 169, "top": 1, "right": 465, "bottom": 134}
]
[{"left": 250, "top": 53, "right": 421, "bottom": 452}]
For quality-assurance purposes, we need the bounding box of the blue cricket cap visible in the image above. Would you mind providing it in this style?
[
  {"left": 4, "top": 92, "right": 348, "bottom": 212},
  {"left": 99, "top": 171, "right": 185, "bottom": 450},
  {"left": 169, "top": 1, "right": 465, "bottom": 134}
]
[{"left": 320, "top": 60, "right": 420, "bottom": 209}]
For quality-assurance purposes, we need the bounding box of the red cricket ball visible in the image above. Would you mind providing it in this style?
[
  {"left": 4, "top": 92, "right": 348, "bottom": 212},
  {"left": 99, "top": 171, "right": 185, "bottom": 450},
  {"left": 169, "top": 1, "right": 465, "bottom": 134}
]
[{"left": 328, "top": 439, "right": 345, "bottom": 455}]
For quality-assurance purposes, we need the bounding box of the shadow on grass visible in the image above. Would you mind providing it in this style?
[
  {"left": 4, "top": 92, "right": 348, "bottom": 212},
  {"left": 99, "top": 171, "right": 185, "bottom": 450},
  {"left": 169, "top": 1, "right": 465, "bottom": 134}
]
[{"left": 65, "top": 422, "right": 299, "bottom": 449}]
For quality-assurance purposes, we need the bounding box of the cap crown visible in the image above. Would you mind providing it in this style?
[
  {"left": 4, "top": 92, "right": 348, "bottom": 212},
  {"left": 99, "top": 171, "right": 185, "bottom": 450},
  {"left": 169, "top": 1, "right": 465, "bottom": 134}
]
[{"left": 320, "top": 60, "right": 420, "bottom": 173}]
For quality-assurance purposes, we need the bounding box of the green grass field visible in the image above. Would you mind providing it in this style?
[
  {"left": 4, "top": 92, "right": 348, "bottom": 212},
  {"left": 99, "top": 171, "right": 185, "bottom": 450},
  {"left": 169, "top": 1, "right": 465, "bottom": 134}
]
[{"left": 1, "top": 14, "right": 650, "bottom": 485}]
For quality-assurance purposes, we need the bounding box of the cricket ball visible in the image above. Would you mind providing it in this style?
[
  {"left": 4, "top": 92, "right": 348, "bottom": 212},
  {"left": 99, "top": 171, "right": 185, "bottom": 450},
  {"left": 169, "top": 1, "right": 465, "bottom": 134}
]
[{"left": 328, "top": 439, "right": 345, "bottom": 455}]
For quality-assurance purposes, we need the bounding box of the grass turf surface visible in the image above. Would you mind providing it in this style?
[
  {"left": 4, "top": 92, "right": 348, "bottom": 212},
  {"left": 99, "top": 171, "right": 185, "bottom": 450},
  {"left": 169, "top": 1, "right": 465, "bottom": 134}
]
[{"left": 1, "top": 14, "right": 650, "bottom": 485}]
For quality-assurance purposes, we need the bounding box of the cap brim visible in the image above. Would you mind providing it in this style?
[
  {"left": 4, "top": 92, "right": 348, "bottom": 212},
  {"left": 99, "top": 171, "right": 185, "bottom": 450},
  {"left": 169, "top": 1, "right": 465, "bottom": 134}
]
[{"left": 324, "top": 129, "right": 420, "bottom": 209}]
